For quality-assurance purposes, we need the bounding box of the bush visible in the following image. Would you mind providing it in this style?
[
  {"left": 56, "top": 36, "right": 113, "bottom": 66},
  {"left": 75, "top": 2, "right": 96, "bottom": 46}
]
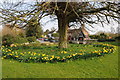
[
  {"left": 115, "top": 36, "right": 120, "bottom": 40},
  {"left": 52, "top": 33, "right": 59, "bottom": 37},
  {"left": 90, "top": 33, "right": 108, "bottom": 39},
  {"left": 14, "top": 36, "right": 28, "bottom": 44},
  {"left": 89, "top": 35, "right": 100, "bottom": 39},
  {"left": 2, "top": 34, "right": 14, "bottom": 46},
  {"left": 2, "top": 34, "right": 28, "bottom": 46},
  {"left": 27, "top": 36, "right": 36, "bottom": 43},
  {"left": 99, "top": 33, "right": 107, "bottom": 39},
  {"left": 18, "top": 33, "right": 26, "bottom": 38}
]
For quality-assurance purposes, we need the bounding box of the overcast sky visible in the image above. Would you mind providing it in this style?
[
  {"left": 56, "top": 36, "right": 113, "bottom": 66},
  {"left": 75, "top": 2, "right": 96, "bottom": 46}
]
[
  {"left": 41, "top": 16, "right": 118, "bottom": 34},
  {"left": 0, "top": 0, "right": 35, "bottom": 3},
  {"left": 0, "top": 0, "right": 119, "bottom": 34}
]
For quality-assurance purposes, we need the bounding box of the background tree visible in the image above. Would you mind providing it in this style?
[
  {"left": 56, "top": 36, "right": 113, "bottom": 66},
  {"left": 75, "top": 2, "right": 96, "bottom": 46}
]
[
  {"left": 40, "top": 2, "right": 119, "bottom": 48},
  {"left": 116, "top": 27, "right": 120, "bottom": 34},
  {"left": 0, "top": 1, "right": 119, "bottom": 48},
  {"left": 99, "top": 33, "right": 107, "bottom": 39},
  {"left": 44, "top": 29, "right": 50, "bottom": 36},
  {"left": 26, "top": 16, "right": 43, "bottom": 38},
  {"left": 89, "top": 35, "right": 100, "bottom": 39},
  {"left": 50, "top": 27, "right": 56, "bottom": 33},
  {"left": 110, "top": 27, "right": 115, "bottom": 34},
  {"left": 52, "top": 33, "right": 59, "bottom": 38}
]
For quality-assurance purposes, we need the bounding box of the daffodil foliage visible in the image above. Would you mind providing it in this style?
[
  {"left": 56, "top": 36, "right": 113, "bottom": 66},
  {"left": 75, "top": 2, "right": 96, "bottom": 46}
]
[{"left": 1, "top": 43, "right": 116, "bottom": 63}]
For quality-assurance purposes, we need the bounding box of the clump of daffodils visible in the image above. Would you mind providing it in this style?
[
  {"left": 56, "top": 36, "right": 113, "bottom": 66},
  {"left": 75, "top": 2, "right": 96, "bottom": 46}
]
[{"left": 1, "top": 43, "right": 116, "bottom": 63}]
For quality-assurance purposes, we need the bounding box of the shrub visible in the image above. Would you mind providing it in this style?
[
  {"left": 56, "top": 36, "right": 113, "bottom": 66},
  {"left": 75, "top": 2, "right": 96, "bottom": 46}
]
[
  {"left": 27, "top": 36, "right": 36, "bottom": 43},
  {"left": 18, "top": 33, "right": 26, "bottom": 38},
  {"left": 89, "top": 35, "right": 100, "bottom": 39},
  {"left": 25, "top": 19, "right": 43, "bottom": 38},
  {"left": 98, "top": 39, "right": 115, "bottom": 42},
  {"left": 2, "top": 34, "right": 14, "bottom": 46},
  {"left": 99, "top": 33, "right": 107, "bottom": 39},
  {"left": 90, "top": 33, "right": 108, "bottom": 39},
  {"left": 52, "top": 33, "right": 59, "bottom": 37},
  {"left": 2, "top": 34, "right": 28, "bottom": 46},
  {"left": 115, "top": 36, "right": 120, "bottom": 40},
  {"left": 14, "top": 36, "right": 28, "bottom": 44}
]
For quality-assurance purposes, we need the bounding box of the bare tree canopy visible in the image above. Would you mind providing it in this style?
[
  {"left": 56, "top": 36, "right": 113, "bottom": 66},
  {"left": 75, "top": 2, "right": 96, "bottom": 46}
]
[{"left": 0, "top": 1, "right": 119, "bottom": 48}]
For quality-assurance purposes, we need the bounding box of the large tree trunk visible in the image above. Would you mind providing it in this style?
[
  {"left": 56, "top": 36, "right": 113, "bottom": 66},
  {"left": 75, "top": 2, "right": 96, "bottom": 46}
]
[{"left": 58, "top": 15, "right": 68, "bottom": 48}]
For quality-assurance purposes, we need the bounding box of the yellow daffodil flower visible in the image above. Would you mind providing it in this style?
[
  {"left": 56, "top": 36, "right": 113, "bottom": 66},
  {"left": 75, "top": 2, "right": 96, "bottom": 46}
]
[{"left": 42, "top": 54, "right": 45, "bottom": 56}]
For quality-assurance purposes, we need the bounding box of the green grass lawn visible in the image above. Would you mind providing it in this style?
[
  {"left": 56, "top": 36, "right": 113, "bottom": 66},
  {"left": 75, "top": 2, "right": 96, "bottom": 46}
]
[{"left": 2, "top": 42, "right": 119, "bottom": 78}]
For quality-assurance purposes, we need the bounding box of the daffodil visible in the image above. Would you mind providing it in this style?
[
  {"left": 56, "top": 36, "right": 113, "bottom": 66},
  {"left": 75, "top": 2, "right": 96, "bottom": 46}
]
[
  {"left": 9, "top": 54, "right": 13, "bottom": 56},
  {"left": 51, "top": 55, "right": 54, "bottom": 58},
  {"left": 66, "top": 56, "right": 70, "bottom": 58},
  {"left": 42, "top": 54, "right": 45, "bottom": 56},
  {"left": 8, "top": 49, "right": 11, "bottom": 52},
  {"left": 63, "top": 51, "right": 67, "bottom": 54},
  {"left": 61, "top": 51, "right": 67, "bottom": 54},
  {"left": 98, "top": 53, "right": 101, "bottom": 55},
  {"left": 3, "top": 56, "right": 6, "bottom": 58},
  {"left": 50, "top": 58, "right": 53, "bottom": 60},
  {"left": 2, "top": 46, "right": 4, "bottom": 48},
  {"left": 78, "top": 53, "right": 83, "bottom": 55},
  {"left": 72, "top": 54, "right": 76, "bottom": 56},
  {"left": 15, "top": 56, "right": 19, "bottom": 58},
  {"left": 56, "top": 56, "right": 60, "bottom": 59},
  {"left": 103, "top": 50, "right": 108, "bottom": 53},
  {"left": 20, "top": 53, "right": 24, "bottom": 55},
  {"left": 44, "top": 57, "right": 48, "bottom": 59},
  {"left": 12, "top": 52, "right": 14, "bottom": 53},
  {"left": 33, "top": 53, "right": 36, "bottom": 55}
]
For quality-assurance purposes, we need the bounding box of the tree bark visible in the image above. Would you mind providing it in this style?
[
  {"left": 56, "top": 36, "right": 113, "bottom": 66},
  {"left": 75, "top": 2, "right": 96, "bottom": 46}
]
[{"left": 58, "top": 14, "right": 68, "bottom": 48}]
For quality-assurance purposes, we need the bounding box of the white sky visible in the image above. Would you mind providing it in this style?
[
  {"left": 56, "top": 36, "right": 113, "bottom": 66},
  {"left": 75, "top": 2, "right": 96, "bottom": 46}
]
[
  {"left": 0, "top": 0, "right": 35, "bottom": 3},
  {"left": 0, "top": 0, "right": 119, "bottom": 34},
  {"left": 0, "top": 25, "right": 2, "bottom": 30}
]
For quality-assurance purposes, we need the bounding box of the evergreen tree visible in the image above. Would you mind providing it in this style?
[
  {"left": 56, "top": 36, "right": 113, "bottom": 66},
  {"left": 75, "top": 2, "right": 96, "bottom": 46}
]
[{"left": 26, "top": 16, "right": 43, "bottom": 38}]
